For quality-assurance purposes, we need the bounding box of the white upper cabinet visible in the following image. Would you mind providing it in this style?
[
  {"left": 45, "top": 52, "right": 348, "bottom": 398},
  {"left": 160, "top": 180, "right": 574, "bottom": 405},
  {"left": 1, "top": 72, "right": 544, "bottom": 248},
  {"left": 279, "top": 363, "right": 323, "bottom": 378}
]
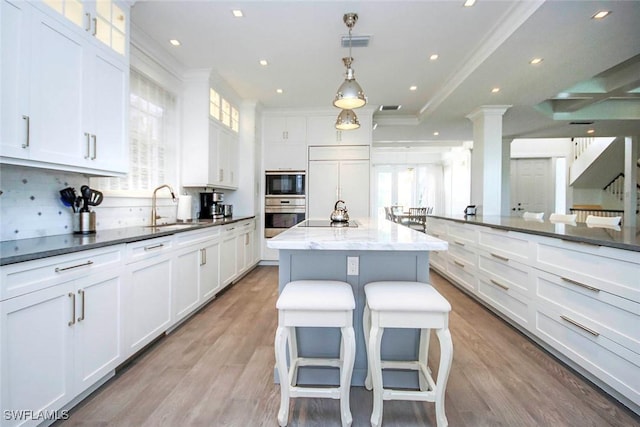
[
  {"left": 0, "top": 0, "right": 129, "bottom": 176},
  {"left": 181, "top": 73, "right": 239, "bottom": 189},
  {"left": 263, "top": 115, "right": 307, "bottom": 170},
  {"left": 263, "top": 115, "right": 307, "bottom": 143},
  {"left": 306, "top": 113, "right": 372, "bottom": 146}
]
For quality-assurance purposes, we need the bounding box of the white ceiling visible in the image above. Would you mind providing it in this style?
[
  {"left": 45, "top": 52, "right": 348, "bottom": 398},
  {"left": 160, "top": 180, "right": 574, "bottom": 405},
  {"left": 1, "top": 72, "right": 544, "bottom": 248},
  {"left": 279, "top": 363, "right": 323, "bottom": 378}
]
[{"left": 130, "top": 0, "right": 640, "bottom": 143}]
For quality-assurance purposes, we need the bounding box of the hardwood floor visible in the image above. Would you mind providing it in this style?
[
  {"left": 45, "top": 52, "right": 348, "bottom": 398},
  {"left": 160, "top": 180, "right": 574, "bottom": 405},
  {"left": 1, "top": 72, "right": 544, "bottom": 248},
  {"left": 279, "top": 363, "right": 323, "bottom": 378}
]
[{"left": 58, "top": 266, "right": 640, "bottom": 427}]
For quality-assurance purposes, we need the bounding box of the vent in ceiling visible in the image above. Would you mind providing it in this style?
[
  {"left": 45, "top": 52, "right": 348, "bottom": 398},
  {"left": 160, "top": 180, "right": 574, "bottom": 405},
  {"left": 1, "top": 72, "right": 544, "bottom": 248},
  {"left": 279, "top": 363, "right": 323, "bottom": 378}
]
[
  {"left": 341, "top": 35, "right": 370, "bottom": 48},
  {"left": 569, "top": 121, "right": 595, "bottom": 125},
  {"left": 379, "top": 105, "right": 402, "bottom": 111}
]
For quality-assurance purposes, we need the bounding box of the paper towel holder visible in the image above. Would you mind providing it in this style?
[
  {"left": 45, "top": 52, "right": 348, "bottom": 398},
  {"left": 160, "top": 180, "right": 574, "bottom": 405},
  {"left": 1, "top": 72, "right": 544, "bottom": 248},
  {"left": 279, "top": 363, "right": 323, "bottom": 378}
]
[{"left": 176, "top": 193, "right": 193, "bottom": 222}]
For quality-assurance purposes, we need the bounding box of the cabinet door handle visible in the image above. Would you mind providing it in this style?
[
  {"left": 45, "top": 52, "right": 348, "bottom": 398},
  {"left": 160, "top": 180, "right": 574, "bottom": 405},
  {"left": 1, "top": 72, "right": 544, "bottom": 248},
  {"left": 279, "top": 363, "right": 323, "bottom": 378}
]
[
  {"left": 245, "top": 234, "right": 249, "bottom": 245},
  {"left": 561, "top": 277, "right": 600, "bottom": 293},
  {"left": 560, "top": 315, "right": 600, "bottom": 337},
  {"left": 200, "top": 248, "right": 206, "bottom": 266},
  {"left": 68, "top": 292, "right": 76, "bottom": 326},
  {"left": 77, "top": 289, "right": 85, "bottom": 322},
  {"left": 92, "top": 17, "right": 97, "bottom": 36},
  {"left": 84, "top": 132, "right": 91, "bottom": 159},
  {"left": 85, "top": 13, "right": 91, "bottom": 32},
  {"left": 490, "top": 252, "right": 509, "bottom": 262},
  {"left": 144, "top": 243, "right": 164, "bottom": 251},
  {"left": 55, "top": 260, "right": 93, "bottom": 273},
  {"left": 489, "top": 279, "right": 509, "bottom": 290},
  {"left": 454, "top": 240, "right": 465, "bottom": 246},
  {"left": 22, "top": 115, "right": 30, "bottom": 148},
  {"left": 453, "top": 260, "right": 465, "bottom": 268},
  {"left": 91, "top": 134, "right": 97, "bottom": 160}
]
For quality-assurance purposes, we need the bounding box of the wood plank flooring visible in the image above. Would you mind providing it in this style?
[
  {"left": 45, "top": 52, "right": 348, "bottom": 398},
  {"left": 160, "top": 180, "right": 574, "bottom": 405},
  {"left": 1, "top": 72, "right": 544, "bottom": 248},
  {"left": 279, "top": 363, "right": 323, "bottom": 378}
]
[{"left": 57, "top": 266, "right": 640, "bottom": 427}]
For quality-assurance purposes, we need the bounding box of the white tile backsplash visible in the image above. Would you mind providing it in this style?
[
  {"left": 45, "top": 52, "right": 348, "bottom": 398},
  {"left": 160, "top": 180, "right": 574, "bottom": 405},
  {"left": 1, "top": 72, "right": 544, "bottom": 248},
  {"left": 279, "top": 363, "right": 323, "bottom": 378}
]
[{"left": 0, "top": 165, "right": 178, "bottom": 241}]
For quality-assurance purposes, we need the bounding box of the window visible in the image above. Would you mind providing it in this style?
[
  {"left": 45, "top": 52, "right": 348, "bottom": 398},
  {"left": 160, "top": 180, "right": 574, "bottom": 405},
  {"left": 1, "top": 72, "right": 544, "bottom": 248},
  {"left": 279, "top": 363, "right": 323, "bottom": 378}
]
[
  {"left": 209, "top": 87, "right": 239, "bottom": 133},
  {"left": 92, "top": 69, "right": 177, "bottom": 192}
]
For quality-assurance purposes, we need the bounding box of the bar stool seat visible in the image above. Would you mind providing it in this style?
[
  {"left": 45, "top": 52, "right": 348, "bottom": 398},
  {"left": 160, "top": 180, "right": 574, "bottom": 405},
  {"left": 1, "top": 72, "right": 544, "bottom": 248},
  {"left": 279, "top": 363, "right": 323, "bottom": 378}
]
[
  {"left": 363, "top": 281, "right": 453, "bottom": 427},
  {"left": 275, "top": 280, "right": 356, "bottom": 427}
]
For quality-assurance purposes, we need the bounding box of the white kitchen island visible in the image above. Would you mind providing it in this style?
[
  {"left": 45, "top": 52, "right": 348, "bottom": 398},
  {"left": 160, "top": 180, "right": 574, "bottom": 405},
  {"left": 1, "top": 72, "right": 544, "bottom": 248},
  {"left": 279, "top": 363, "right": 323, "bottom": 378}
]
[{"left": 267, "top": 218, "right": 448, "bottom": 387}]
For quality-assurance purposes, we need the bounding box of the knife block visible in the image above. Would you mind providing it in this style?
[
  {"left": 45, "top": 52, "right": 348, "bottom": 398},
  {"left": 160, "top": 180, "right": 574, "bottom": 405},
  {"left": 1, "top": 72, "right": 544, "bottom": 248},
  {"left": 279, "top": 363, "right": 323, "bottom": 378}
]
[{"left": 73, "top": 212, "right": 96, "bottom": 234}]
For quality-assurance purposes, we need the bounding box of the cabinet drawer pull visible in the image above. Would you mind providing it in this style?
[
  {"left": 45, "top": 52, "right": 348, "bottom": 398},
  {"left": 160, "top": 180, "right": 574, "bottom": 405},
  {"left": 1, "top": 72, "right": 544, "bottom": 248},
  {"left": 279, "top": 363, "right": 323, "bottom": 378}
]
[
  {"left": 91, "top": 134, "right": 97, "bottom": 160},
  {"left": 454, "top": 240, "right": 465, "bottom": 246},
  {"left": 77, "top": 289, "right": 85, "bottom": 322},
  {"left": 561, "top": 277, "right": 600, "bottom": 293},
  {"left": 489, "top": 279, "right": 509, "bottom": 291},
  {"left": 490, "top": 252, "right": 509, "bottom": 262},
  {"left": 68, "top": 292, "right": 76, "bottom": 326},
  {"left": 55, "top": 260, "right": 93, "bottom": 273},
  {"left": 84, "top": 132, "right": 91, "bottom": 159},
  {"left": 453, "top": 260, "right": 465, "bottom": 268},
  {"left": 22, "top": 115, "right": 30, "bottom": 148},
  {"left": 144, "top": 243, "right": 165, "bottom": 251},
  {"left": 560, "top": 315, "right": 600, "bottom": 337}
]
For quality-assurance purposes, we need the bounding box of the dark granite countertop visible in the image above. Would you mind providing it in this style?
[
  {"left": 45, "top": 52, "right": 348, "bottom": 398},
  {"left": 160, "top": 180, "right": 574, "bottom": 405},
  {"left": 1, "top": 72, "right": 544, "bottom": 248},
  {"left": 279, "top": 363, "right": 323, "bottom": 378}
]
[
  {"left": 427, "top": 215, "right": 640, "bottom": 252},
  {"left": 0, "top": 216, "right": 256, "bottom": 266}
]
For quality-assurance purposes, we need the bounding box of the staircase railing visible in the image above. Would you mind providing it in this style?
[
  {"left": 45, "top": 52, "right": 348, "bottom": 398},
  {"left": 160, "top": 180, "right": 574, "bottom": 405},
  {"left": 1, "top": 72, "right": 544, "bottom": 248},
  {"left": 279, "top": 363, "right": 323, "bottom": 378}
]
[{"left": 572, "top": 137, "right": 595, "bottom": 160}]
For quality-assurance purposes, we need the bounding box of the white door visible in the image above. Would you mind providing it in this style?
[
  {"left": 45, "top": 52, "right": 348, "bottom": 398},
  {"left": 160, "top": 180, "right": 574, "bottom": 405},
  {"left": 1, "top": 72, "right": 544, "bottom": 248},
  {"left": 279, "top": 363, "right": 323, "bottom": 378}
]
[
  {"left": 1, "top": 284, "right": 76, "bottom": 421},
  {"left": 74, "top": 272, "right": 123, "bottom": 391},
  {"left": 339, "top": 160, "right": 370, "bottom": 219},
  {"left": 308, "top": 160, "right": 340, "bottom": 219},
  {"left": 510, "top": 158, "right": 552, "bottom": 216}
]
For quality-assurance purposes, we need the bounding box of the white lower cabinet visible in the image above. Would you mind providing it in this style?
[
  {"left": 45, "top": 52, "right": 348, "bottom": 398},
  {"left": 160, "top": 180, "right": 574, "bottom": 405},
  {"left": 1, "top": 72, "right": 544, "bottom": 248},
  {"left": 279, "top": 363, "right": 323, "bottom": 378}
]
[
  {"left": 0, "top": 246, "right": 124, "bottom": 427},
  {"left": 220, "top": 224, "right": 238, "bottom": 288},
  {"left": 123, "top": 236, "right": 173, "bottom": 355},
  {"left": 235, "top": 219, "right": 255, "bottom": 276},
  {"left": 426, "top": 217, "right": 640, "bottom": 411},
  {"left": 173, "top": 229, "right": 221, "bottom": 323}
]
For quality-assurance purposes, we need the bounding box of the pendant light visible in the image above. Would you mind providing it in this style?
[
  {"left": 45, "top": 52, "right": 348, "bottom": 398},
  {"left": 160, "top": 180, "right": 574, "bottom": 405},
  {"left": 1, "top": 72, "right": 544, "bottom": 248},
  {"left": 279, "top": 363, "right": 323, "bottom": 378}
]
[
  {"left": 333, "top": 13, "right": 366, "bottom": 110},
  {"left": 335, "top": 108, "right": 360, "bottom": 130}
]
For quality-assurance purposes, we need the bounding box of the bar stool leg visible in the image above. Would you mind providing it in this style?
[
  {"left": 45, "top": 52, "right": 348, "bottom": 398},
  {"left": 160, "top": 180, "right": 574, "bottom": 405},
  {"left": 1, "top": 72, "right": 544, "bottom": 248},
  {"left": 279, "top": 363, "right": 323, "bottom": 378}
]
[
  {"left": 363, "top": 304, "right": 373, "bottom": 390},
  {"left": 288, "top": 327, "right": 299, "bottom": 387},
  {"left": 369, "top": 323, "right": 384, "bottom": 427},
  {"left": 435, "top": 328, "right": 453, "bottom": 427},
  {"left": 340, "top": 326, "right": 356, "bottom": 427},
  {"left": 274, "top": 325, "right": 290, "bottom": 426},
  {"left": 418, "top": 328, "right": 431, "bottom": 391}
]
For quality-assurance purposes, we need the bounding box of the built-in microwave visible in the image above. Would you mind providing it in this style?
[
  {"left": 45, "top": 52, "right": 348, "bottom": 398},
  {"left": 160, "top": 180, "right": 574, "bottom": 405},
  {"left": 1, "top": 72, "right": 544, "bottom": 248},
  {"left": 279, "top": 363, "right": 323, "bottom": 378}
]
[{"left": 265, "top": 171, "right": 305, "bottom": 196}]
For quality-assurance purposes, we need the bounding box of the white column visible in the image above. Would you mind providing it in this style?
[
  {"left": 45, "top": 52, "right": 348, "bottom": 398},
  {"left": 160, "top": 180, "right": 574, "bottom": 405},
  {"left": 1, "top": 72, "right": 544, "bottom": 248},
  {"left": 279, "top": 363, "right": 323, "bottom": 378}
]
[
  {"left": 623, "top": 136, "right": 639, "bottom": 227},
  {"left": 501, "top": 139, "right": 512, "bottom": 215},
  {"left": 466, "top": 106, "right": 511, "bottom": 216}
]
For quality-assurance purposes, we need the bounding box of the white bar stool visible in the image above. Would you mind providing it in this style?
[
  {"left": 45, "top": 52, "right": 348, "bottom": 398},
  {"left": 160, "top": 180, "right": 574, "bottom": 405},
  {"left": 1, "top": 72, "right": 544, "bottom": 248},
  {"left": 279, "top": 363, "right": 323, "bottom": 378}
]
[
  {"left": 363, "top": 281, "right": 453, "bottom": 427},
  {"left": 274, "top": 280, "right": 356, "bottom": 427}
]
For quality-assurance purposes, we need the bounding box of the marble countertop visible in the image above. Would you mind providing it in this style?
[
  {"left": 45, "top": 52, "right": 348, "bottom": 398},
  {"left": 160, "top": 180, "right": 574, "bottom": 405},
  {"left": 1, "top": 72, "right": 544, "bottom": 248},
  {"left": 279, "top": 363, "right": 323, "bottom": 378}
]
[
  {"left": 267, "top": 218, "right": 448, "bottom": 251},
  {"left": 0, "top": 216, "right": 255, "bottom": 266},
  {"left": 428, "top": 214, "right": 640, "bottom": 252}
]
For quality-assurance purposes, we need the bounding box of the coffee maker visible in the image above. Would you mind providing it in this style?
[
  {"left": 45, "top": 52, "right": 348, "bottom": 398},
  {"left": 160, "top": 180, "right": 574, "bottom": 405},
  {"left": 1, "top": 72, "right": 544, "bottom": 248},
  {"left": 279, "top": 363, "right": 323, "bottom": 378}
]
[{"left": 199, "top": 191, "right": 224, "bottom": 219}]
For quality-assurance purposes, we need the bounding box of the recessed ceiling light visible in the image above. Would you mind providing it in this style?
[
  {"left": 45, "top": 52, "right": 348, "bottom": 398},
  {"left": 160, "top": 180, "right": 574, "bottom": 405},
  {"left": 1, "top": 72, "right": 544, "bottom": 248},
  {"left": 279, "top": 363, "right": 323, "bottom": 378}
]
[
  {"left": 592, "top": 10, "right": 611, "bottom": 19},
  {"left": 463, "top": 0, "right": 476, "bottom": 7},
  {"left": 530, "top": 57, "right": 543, "bottom": 65},
  {"left": 587, "top": 129, "right": 595, "bottom": 134},
  {"left": 232, "top": 9, "right": 243, "bottom": 17},
  {"left": 259, "top": 59, "right": 268, "bottom": 66},
  {"left": 491, "top": 87, "right": 500, "bottom": 93},
  {"left": 169, "top": 39, "right": 181, "bottom": 46},
  {"left": 429, "top": 54, "right": 439, "bottom": 61},
  {"left": 276, "top": 89, "right": 283, "bottom": 94},
  {"left": 409, "top": 86, "right": 417, "bottom": 91},
  {"left": 433, "top": 131, "right": 439, "bottom": 136}
]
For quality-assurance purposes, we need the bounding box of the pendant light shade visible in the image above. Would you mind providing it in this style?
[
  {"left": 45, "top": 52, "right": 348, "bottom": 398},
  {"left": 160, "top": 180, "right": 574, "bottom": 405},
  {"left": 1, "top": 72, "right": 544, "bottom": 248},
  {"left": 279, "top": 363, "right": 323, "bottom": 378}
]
[
  {"left": 333, "top": 58, "right": 366, "bottom": 109},
  {"left": 335, "top": 109, "right": 360, "bottom": 130},
  {"left": 333, "top": 12, "right": 366, "bottom": 124}
]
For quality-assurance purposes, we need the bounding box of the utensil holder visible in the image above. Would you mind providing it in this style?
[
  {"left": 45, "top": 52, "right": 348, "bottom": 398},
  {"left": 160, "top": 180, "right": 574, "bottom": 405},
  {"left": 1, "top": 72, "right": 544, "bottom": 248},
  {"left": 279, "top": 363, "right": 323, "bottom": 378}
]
[{"left": 73, "top": 212, "right": 96, "bottom": 234}]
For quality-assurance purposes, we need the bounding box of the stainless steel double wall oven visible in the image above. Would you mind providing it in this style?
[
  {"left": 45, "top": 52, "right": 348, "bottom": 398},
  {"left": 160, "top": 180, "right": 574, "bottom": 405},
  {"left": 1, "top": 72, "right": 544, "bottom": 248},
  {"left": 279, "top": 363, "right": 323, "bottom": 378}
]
[{"left": 264, "top": 171, "right": 306, "bottom": 237}]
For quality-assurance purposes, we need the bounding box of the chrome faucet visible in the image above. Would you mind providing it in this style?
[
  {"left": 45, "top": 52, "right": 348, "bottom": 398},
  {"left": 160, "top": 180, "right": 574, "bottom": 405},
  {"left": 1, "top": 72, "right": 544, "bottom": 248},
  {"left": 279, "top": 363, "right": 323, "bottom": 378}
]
[{"left": 151, "top": 184, "right": 176, "bottom": 226}]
